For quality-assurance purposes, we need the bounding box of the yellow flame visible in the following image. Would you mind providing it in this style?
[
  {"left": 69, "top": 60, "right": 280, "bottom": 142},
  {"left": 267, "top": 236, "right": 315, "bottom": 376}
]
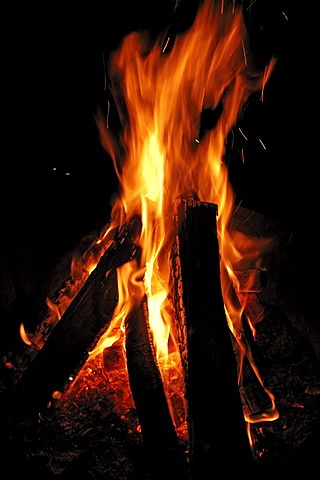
[
  {"left": 95, "top": 0, "right": 277, "bottom": 385},
  {"left": 67, "top": 0, "right": 279, "bottom": 432},
  {"left": 20, "top": 323, "right": 32, "bottom": 346}
]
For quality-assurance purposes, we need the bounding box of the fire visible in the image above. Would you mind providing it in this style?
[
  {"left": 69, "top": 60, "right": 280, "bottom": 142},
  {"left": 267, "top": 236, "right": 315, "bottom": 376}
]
[
  {"left": 92, "top": 0, "right": 279, "bottom": 431},
  {"left": 32, "top": 0, "right": 280, "bottom": 445}
]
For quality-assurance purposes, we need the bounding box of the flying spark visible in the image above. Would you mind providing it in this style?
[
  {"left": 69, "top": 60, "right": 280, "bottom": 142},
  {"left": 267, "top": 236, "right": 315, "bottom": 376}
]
[
  {"left": 162, "top": 37, "right": 170, "bottom": 53},
  {"left": 245, "top": 0, "right": 257, "bottom": 11},
  {"left": 258, "top": 138, "right": 266, "bottom": 150},
  {"left": 238, "top": 128, "right": 248, "bottom": 140}
]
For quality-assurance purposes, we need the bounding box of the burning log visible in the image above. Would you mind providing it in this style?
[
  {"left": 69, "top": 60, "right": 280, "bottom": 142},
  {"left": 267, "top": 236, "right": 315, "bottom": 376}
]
[
  {"left": 225, "top": 275, "right": 273, "bottom": 418},
  {"left": 170, "top": 194, "right": 254, "bottom": 475},
  {"left": 235, "top": 268, "right": 267, "bottom": 326},
  {"left": 229, "top": 309, "right": 275, "bottom": 420},
  {"left": 125, "top": 294, "right": 180, "bottom": 467},
  {"left": 16, "top": 216, "right": 141, "bottom": 412}
]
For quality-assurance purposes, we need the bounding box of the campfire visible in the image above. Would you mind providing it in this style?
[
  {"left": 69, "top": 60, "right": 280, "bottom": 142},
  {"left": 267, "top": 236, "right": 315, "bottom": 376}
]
[{"left": 2, "top": 0, "right": 319, "bottom": 477}]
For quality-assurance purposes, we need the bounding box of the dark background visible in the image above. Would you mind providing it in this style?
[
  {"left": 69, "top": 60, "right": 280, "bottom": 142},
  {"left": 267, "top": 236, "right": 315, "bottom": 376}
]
[{"left": 1, "top": 0, "right": 291, "bottom": 353}]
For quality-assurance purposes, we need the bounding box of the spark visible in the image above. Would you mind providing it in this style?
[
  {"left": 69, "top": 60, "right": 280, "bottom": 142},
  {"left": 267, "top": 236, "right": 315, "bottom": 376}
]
[
  {"left": 194, "top": 138, "right": 200, "bottom": 144},
  {"left": 220, "top": 0, "right": 225, "bottom": 15},
  {"left": 232, "top": 199, "right": 243, "bottom": 216},
  {"left": 241, "top": 148, "right": 245, "bottom": 163},
  {"left": 243, "top": 208, "right": 256, "bottom": 226},
  {"left": 242, "top": 41, "right": 247, "bottom": 66},
  {"left": 258, "top": 138, "right": 266, "bottom": 150},
  {"left": 245, "top": 0, "right": 257, "bottom": 11},
  {"left": 174, "top": 0, "right": 181, "bottom": 12},
  {"left": 162, "top": 37, "right": 170, "bottom": 53},
  {"left": 238, "top": 127, "right": 248, "bottom": 140},
  {"left": 282, "top": 11, "right": 288, "bottom": 21}
]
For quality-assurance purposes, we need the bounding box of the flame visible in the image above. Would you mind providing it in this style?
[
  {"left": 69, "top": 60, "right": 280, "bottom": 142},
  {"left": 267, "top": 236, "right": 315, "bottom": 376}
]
[
  {"left": 20, "top": 323, "right": 32, "bottom": 346},
  {"left": 39, "top": 0, "right": 280, "bottom": 446},
  {"left": 92, "top": 0, "right": 279, "bottom": 433},
  {"left": 29, "top": 222, "right": 117, "bottom": 349}
]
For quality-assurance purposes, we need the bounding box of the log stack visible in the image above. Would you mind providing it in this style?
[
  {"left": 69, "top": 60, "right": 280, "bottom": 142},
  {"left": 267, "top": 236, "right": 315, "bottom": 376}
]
[{"left": 15, "top": 197, "right": 257, "bottom": 476}]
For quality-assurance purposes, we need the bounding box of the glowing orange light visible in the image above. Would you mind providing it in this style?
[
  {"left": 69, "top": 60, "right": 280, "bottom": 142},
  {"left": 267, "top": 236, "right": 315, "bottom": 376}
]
[
  {"left": 44, "top": 0, "right": 280, "bottom": 445},
  {"left": 20, "top": 323, "right": 32, "bottom": 346},
  {"left": 93, "top": 0, "right": 279, "bottom": 433}
]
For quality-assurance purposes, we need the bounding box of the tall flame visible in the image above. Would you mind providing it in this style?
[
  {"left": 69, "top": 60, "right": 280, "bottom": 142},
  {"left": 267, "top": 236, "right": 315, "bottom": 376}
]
[
  {"left": 97, "top": 0, "right": 276, "bottom": 349},
  {"left": 63, "top": 0, "right": 279, "bottom": 434}
]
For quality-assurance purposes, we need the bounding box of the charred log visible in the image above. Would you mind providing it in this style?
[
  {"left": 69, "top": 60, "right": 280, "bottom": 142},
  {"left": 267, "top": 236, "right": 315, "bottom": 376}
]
[
  {"left": 171, "top": 194, "right": 253, "bottom": 476},
  {"left": 230, "top": 314, "right": 274, "bottom": 419},
  {"left": 125, "top": 294, "right": 181, "bottom": 469},
  {"left": 225, "top": 276, "right": 272, "bottom": 416},
  {"left": 16, "top": 216, "right": 141, "bottom": 412}
]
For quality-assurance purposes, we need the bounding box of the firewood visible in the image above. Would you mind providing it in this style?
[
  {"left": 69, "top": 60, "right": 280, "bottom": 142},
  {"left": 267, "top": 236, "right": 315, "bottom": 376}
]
[
  {"left": 222, "top": 274, "right": 271, "bottom": 416},
  {"left": 230, "top": 314, "right": 273, "bottom": 419},
  {"left": 16, "top": 215, "right": 142, "bottom": 412},
  {"left": 224, "top": 277, "right": 272, "bottom": 417},
  {"left": 125, "top": 294, "right": 180, "bottom": 467},
  {"left": 170, "top": 194, "right": 254, "bottom": 476}
]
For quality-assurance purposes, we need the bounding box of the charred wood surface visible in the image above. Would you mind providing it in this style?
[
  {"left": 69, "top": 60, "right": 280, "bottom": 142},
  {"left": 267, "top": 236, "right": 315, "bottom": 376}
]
[
  {"left": 125, "top": 295, "right": 180, "bottom": 468},
  {"left": 17, "top": 216, "right": 141, "bottom": 411},
  {"left": 171, "top": 195, "right": 253, "bottom": 475},
  {"left": 232, "top": 314, "right": 273, "bottom": 419},
  {"left": 226, "top": 279, "right": 272, "bottom": 416}
]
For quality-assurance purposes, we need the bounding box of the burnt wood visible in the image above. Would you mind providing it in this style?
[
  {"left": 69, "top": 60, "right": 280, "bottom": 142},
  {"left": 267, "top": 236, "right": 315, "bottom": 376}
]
[
  {"left": 16, "top": 216, "right": 141, "bottom": 411},
  {"left": 125, "top": 294, "right": 180, "bottom": 468},
  {"left": 224, "top": 278, "right": 272, "bottom": 416},
  {"left": 230, "top": 311, "right": 274, "bottom": 419},
  {"left": 171, "top": 195, "right": 254, "bottom": 476}
]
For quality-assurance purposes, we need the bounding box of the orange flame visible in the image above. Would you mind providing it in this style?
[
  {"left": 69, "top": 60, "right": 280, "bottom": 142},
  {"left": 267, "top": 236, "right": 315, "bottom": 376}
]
[
  {"left": 20, "top": 323, "right": 32, "bottom": 346},
  {"left": 39, "top": 0, "right": 281, "bottom": 445},
  {"left": 93, "top": 0, "right": 279, "bottom": 431}
]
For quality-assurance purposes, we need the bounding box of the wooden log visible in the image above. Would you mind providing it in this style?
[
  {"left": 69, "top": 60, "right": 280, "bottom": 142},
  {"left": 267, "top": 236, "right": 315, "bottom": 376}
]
[
  {"left": 170, "top": 194, "right": 253, "bottom": 476},
  {"left": 16, "top": 215, "right": 141, "bottom": 412},
  {"left": 223, "top": 275, "right": 272, "bottom": 416},
  {"left": 230, "top": 312, "right": 274, "bottom": 419},
  {"left": 238, "top": 352, "right": 274, "bottom": 421},
  {"left": 227, "top": 290, "right": 279, "bottom": 422},
  {"left": 125, "top": 294, "right": 181, "bottom": 469},
  {"left": 235, "top": 268, "right": 267, "bottom": 327}
]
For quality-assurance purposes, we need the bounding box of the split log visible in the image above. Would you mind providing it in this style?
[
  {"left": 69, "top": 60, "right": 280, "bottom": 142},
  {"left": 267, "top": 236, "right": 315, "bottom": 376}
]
[
  {"left": 170, "top": 194, "right": 253, "bottom": 476},
  {"left": 238, "top": 352, "right": 274, "bottom": 421},
  {"left": 230, "top": 312, "right": 274, "bottom": 419},
  {"left": 17, "top": 216, "right": 142, "bottom": 411},
  {"left": 125, "top": 294, "right": 180, "bottom": 468},
  {"left": 235, "top": 268, "right": 267, "bottom": 327},
  {"left": 224, "top": 275, "right": 272, "bottom": 417}
]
